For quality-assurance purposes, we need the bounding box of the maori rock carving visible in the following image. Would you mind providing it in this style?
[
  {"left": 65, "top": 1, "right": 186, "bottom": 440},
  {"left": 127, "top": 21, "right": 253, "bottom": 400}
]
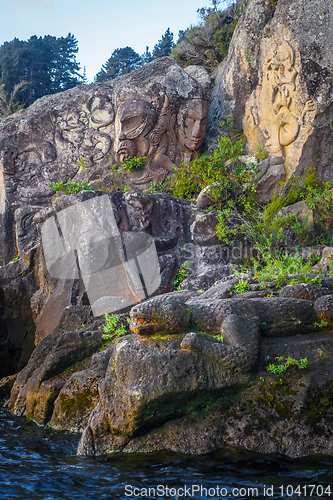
[
  {"left": 15, "top": 205, "right": 42, "bottom": 257},
  {"left": 244, "top": 40, "right": 317, "bottom": 180},
  {"left": 53, "top": 95, "right": 114, "bottom": 169},
  {"left": 0, "top": 59, "right": 208, "bottom": 261},
  {"left": 114, "top": 93, "right": 208, "bottom": 189},
  {"left": 176, "top": 97, "right": 208, "bottom": 164},
  {"left": 130, "top": 294, "right": 318, "bottom": 372},
  {"left": 114, "top": 98, "right": 157, "bottom": 162}
]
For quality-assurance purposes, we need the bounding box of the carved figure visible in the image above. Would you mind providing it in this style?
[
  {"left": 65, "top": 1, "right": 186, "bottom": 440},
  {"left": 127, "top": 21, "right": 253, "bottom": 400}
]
[
  {"left": 53, "top": 111, "right": 87, "bottom": 151},
  {"left": 177, "top": 98, "right": 208, "bottom": 163},
  {"left": 114, "top": 99, "right": 157, "bottom": 163},
  {"left": 245, "top": 40, "right": 317, "bottom": 179},
  {"left": 130, "top": 294, "right": 319, "bottom": 371},
  {"left": 113, "top": 93, "right": 208, "bottom": 188},
  {"left": 15, "top": 205, "right": 41, "bottom": 256}
]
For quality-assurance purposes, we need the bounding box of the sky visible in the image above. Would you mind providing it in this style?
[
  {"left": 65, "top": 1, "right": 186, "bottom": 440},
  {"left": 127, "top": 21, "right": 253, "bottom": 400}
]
[{"left": 0, "top": 0, "right": 209, "bottom": 82}]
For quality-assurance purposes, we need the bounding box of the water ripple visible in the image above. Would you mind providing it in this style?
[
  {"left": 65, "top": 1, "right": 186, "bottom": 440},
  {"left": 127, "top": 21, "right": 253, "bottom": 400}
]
[{"left": 1, "top": 407, "right": 333, "bottom": 499}]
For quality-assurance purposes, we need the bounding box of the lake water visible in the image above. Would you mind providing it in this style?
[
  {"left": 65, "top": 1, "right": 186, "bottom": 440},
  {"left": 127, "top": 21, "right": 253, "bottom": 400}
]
[{"left": 1, "top": 406, "right": 333, "bottom": 500}]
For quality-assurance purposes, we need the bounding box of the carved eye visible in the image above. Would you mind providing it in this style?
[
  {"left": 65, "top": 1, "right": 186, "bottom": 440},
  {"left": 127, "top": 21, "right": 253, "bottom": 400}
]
[
  {"left": 21, "top": 213, "right": 34, "bottom": 229},
  {"left": 186, "top": 117, "right": 195, "bottom": 127}
]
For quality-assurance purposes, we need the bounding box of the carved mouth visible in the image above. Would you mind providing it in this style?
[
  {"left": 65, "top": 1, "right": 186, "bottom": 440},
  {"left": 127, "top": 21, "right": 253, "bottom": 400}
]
[{"left": 130, "top": 316, "right": 160, "bottom": 334}]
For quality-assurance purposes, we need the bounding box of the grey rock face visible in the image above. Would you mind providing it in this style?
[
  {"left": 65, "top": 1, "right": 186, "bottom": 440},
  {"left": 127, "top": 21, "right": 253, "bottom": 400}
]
[
  {"left": 0, "top": 58, "right": 208, "bottom": 264},
  {"left": 208, "top": 0, "right": 333, "bottom": 199}
]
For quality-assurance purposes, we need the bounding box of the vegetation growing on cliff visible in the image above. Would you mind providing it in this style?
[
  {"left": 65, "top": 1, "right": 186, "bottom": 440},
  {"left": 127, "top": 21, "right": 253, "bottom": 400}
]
[
  {"left": 49, "top": 180, "right": 93, "bottom": 195},
  {"left": 167, "top": 134, "right": 258, "bottom": 207},
  {"left": 172, "top": 0, "right": 242, "bottom": 71}
]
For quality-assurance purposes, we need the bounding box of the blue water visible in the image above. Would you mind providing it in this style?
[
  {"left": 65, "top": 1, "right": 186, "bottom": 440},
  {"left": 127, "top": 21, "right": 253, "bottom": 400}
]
[{"left": 1, "top": 407, "right": 333, "bottom": 500}]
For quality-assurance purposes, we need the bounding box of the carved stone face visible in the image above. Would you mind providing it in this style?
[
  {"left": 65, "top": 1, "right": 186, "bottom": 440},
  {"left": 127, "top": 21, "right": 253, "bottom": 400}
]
[
  {"left": 114, "top": 99, "right": 157, "bottom": 162},
  {"left": 130, "top": 295, "right": 190, "bottom": 336},
  {"left": 177, "top": 99, "right": 208, "bottom": 151}
]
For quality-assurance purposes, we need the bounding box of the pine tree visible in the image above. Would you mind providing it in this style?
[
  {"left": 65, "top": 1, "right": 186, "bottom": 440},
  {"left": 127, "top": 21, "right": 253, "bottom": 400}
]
[
  {"left": 141, "top": 46, "right": 154, "bottom": 66},
  {"left": 152, "top": 28, "right": 174, "bottom": 58},
  {"left": 95, "top": 47, "right": 141, "bottom": 82},
  {"left": 80, "top": 67, "right": 88, "bottom": 85},
  {"left": 0, "top": 33, "right": 83, "bottom": 107}
]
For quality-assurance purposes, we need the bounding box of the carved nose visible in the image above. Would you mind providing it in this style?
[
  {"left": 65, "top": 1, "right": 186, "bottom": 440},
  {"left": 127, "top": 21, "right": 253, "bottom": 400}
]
[
  {"left": 192, "top": 120, "right": 201, "bottom": 138},
  {"left": 119, "top": 132, "right": 126, "bottom": 141}
]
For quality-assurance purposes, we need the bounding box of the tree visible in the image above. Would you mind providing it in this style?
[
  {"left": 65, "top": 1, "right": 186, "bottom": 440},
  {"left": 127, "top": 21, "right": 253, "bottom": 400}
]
[
  {"left": 141, "top": 46, "right": 154, "bottom": 66},
  {"left": 172, "top": 0, "right": 242, "bottom": 71},
  {"left": 0, "top": 33, "right": 83, "bottom": 107},
  {"left": 177, "top": 30, "right": 187, "bottom": 44},
  {"left": 80, "top": 67, "right": 88, "bottom": 85},
  {"left": 152, "top": 28, "right": 174, "bottom": 58},
  {"left": 95, "top": 47, "right": 141, "bottom": 82}
]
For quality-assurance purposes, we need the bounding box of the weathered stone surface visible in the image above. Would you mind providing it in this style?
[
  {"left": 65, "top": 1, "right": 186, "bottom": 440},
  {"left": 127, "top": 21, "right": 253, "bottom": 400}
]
[
  {"left": 198, "top": 277, "right": 239, "bottom": 299},
  {"left": 184, "top": 66, "right": 212, "bottom": 92},
  {"left": 115, "top": 332, "right": 333, "bottom": 457},
  {"left": 277, "top": 200, "right": 314, "bottom": 229},
  {"left": 77, "top": 334, "right": 250, "bottom": 455},
  {"left": 0, "top": 258, "right": 37, "bottom": 377},
  {"left": 0, "top": 374, "right": 16, "bottom": 401},
  {"left": 50, "top": 347, "right": 112, "bottom": 432},
  {"left": 207, "top": 0, "right": 274, "bottom": 149},
  {"left": 8, "top": 329, "right": 104, "bottom": 425},
  {"left": 255, "top": 156, "right": 287, "bottom": 203},
  {"left": 5, "top": 274, "right": 333, "bottom": 458},
  {"left": 0, "top": 58, "right": 208, "bottom": 264},
  {"left": 315, "top": 246, "right": 333, "bottom": 274},
  {"left": 314, "top": 294, "right": 333, "bottom": 324},
  {"left": 280, "top": 282, "right": 333, "bottom": 302},
  {"left": 208, "top": 0, "right": 333, "bottom": 192}
]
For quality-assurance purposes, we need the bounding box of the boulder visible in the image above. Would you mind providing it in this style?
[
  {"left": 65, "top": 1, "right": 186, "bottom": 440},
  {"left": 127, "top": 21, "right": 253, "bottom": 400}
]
[
  {"left": 314, "top": 294, "right": 333, "bottom": 324},
  {"left": 8, "top": 328, "right": 105, "bottom": 425},
  {"left": 77, "top": 333, "right": 249, "bottom": 455},
  {"left": 315, "top": 246, "right": 333, "bottom": 274},
  {"left": 50, "top": 347, "right": 112, "bottom": 432}
]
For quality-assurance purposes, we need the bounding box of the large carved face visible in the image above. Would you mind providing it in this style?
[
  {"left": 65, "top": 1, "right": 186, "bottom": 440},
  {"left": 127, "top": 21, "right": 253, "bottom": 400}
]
[
  {"left": 114, "top": 99, "right": 157, "bottom": 162},
  {"left": 177, "top": 99, "right": 208, "bottom": 151}
]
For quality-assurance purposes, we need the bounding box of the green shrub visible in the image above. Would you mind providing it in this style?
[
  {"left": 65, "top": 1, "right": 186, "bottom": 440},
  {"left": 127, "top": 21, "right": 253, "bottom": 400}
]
[
  {"left": 233, "top": 279, "right": 250, "bottom": 294},
  {"left": 49, "top": 180, "right": 92, "bottom": 195},
  {"left": 256, "top": 144, "right": 268, "bottom": 162},
  {"left": 174, "top": 261, "right": 191, "bottom": 291},
  {"left": 168, "top": 135, "right": 257, "bottom": 209},
  {"left": 266, "top": 356, "right": 308, "bottom": 374},
  {"left": 121, "top": 156, "right": 147, "bottom": 171},
  {"left": 101, "top": 314, "right": 131, "bottom": 349},
  {"left": 215, "top": 164, "right": 333, "bottom": 286}
]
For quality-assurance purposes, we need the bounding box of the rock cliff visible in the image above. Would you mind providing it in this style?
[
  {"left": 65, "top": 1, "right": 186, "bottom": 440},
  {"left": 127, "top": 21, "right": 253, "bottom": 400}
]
[{"left": 0, "top": 0, "right": 333, "bottom": 459}]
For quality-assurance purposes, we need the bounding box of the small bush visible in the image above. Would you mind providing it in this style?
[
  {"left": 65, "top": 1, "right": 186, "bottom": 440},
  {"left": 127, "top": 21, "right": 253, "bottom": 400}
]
[
  {"left": 266, "top": 356, "right": 308, "bottom": 374},
  {"left": 121, "top": 156, "right": 147, "bottom": 171},
  {"left": 174, "top": 261, "right": 191, "bottom": 291},
  {"left": 233, "top": 279, "right": 250, "bottom": 294},
  {"left": 168, "top": 135, "right": 257, "bottom": 209},
  {"left": 49, "top": 180, "right": 92, "bottom": 195},
  {"left": 216, "top": 164, "right": 333, "bottom": 287},
  {"left": 101, "top": 314, "right": 131, "bottom": 349}
]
